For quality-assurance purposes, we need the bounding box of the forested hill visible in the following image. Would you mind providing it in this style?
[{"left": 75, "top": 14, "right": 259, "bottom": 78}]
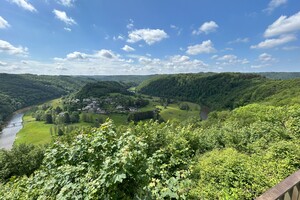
[
  {"left": 138, "top": 73, "right": 300, "bottom": 110},
  {"left": 75, "top": 81, "right": 131, "bottom": 99},
  {"left": 0, "top": 74, "right": 87, "bottom": 126},
  {"left": 258, "top": 72, "right": 300, "bottom": 80}
]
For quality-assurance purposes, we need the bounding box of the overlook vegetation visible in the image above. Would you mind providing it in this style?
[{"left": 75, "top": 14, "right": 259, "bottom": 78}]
[{"left": 1, "top": 72, "right": 300, "bottom": 199}]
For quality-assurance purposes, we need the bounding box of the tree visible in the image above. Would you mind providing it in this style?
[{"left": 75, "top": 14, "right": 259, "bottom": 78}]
[
  {"left": 63, "top": 112, "right": 71, "bottom": 124},
  {"left": 45, "top": 113, "right": 53, "bottom": 124},
  {"left": 70, "top": 111, "right": 80, "bottom": 123},
  {"left": 55, "top": 106, "right": 62, "bottom": 114}
]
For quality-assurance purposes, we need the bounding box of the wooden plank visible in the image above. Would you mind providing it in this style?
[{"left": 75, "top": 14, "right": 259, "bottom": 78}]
[{"left": 256, "top": 170, "right": 300, "bottom": 200}]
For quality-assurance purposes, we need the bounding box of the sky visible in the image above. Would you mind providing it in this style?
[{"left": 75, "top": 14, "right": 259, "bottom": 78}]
[{"left": 0, "top": 0, "right": 300, "bottom": 75}]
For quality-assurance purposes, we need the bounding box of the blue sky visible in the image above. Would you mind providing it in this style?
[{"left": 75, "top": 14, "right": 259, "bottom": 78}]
[{"left": 0, "top": 0, "right": 300, "bottom": 75}]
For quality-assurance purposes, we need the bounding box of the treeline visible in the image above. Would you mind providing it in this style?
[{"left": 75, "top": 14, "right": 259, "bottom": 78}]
[
  {"left": 0, "top": 74, "right": 87, "bottom": 129},
  {"left": 138, "top": 73, "right": 300, "bottom": 110}
]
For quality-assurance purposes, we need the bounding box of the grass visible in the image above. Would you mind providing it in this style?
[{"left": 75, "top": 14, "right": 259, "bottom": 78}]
[
  {"left": 14, "top": 114, "right": 53, "bottom": 146},
  {"left": 157, "top": 102, "right": 201, "bottom": 122},
  {"left": 48, "top": 98, "right": 63, "bottom": 108}
]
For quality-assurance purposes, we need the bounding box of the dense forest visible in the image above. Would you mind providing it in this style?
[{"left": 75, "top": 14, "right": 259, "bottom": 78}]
[
  {"left": 138, "top": 73, "right": 300, "bottom": 110},
  {"left": 75, "top": 81, "right": 131, "bottom": 99},
  {"left": 1, "top": 72, "right": 300, "bottom": 199}
]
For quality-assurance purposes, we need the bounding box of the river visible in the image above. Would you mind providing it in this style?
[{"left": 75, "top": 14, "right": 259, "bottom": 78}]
[{"left": 0, "top": 112, "right": 24, "bottom": 150}]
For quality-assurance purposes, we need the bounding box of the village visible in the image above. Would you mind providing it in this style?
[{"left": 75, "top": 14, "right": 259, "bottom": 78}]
[{"left": 66, "top": 95, "right": 144, "bottom": 115}]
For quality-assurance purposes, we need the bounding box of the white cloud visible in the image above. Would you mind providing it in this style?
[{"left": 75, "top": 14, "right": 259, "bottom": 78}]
[
  {"left": 8, "top": 0, "right": 37, "bottom": 12},
  {"left": 170, "top": 24, "right": 182, "bottom": 35},
  {"left": 51, "top": 50, "right": 212, "bottom": 75},
  {"left": 59, "top": 49, "right": 119, "bottom": 61},
  {"left": 64, "top": 27, "right": 71, "bottom": 31},
  {"left": 66, "top": 51, "right": 88, "bottom": 60},
  {"left": 228, "top": 37, "right": 249, "bottom": 44},
  {"left": 0, "top": 40, "right": 28, "bottom": 56},
  {"left": 96, "top": 49, "right": 117, "bottom": 59},
  {"left": 213, "top": 54, "right": 249, "bottom": 65},
  {"left": 57, "top": 0, "right": 75, "bottom": 7},
  {"left": 127, "top": 29, "right": 168, "bottom": 45},
  {"left": 264, "top": 0, "right": 287, "bottom": 14},
  {"left": 113, "top": 35, "right": 125, "bottom": 41},
  {"left": 251, "top": 64, "right": 266, "bottom": 69},
  {"left": 0, "top": 61, "right": 8, "bottom": 66},
  {"left": 193, "top": 21, "right": 218, "bottom": 35},
  {"left": 186, "top": 40, "right": 216, "bottom": 55},
  {"left": 127, "top": 19, "right": 134, "bottom": 29},
  {"left": 258, "top": 53, "right": 275, "bottom": 63},
  {"left": 0, "top": 16, "right": 10, "bottom": 29},
  {"left": 53, "top": 9, "right": 76, "bottom": 26},
  {"left": 251, "top": 34, "right": 296, "bottom": 49},
  {"left": 264, "top": 12, "right": 300, "bottom": 37},
  {"left": 122, "top": 45, "right": 135, "bottom": 52}
]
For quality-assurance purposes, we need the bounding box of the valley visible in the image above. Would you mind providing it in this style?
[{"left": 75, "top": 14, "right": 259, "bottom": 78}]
[{"left": 1, "top": 72, "right": 300, "bottom": 199}]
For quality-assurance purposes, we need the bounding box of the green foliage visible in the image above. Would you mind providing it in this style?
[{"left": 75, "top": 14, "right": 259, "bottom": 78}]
[
  {"left": 179, "top": 102, "right": 190, "bottom": 110},
  {"left": 0, "top": 120, "right": 192, "bottom": 199},
  {"left": 0, "top": 144, "right": 44, "bottom": 183},
  {"left": 138, "top": 73, "right": 300, "bottom": 110},
  {"left": 76, "top": 81, "right": 130, "bottom": 99},
  {"left": 2, "top": 103, "right": 300, "bottom": 199},
  {"left": 127, "top": 110, "right": 158, "bottom": 122}
]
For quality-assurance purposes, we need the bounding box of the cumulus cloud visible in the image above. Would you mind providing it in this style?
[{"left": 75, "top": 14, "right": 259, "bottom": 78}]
[
  {"left": 213, "top": 54, "right": 249, "bottom": 65},
  {"left": 258, "top": 53, "right": 275, "bottom": 63},
  {"left": 264, "top": 0, "right": 287, "bottom": 14},
  {"left": 7, "top": 0, "right": 37, "bottom": 12},
  {"left": 228, "top": 37, "right": 249, "bottom": 44},
  {"left": 193, "top": 21, "right": 218, "bottom": 35},
  {"left": 57, "top": 0, "right": 75, "bottom": 7},
  {"left": 186, "top": 40, "right": 216, "bottom": 55},
  {"left": 56, "top": 49, "right": 119, "bottom": 62},
  {"left": 96, "top": 49, "right": 117, "bottom": 59},
  {"left": 66, "top": 51, "right": 88, "bottom": 60},
  {"left": 52, "top": 49, "right": 212, "bottom": 75},
  {"left": 0, "top": 40, "right": 28, "bottom": 56},
  {"left": 0, "top": 16, "right": 10, "bottom": 29},
  {"left": 53, "top": 9, "right": 76, "bottom": 25},
  {"left": 251, "top": 34, "right": 296, "bottom": 49},
  {"left": 252, "top": 11, "right": 300, "bottom": 49},
  {"left": 264, "top": 12, "right": 300, "bottom": 37},
  {"left": 127, "top": 29, "right": 168, "bottom": 45},
  {"left": 122, "top": 45, "right": 135, "bottom": 52}
]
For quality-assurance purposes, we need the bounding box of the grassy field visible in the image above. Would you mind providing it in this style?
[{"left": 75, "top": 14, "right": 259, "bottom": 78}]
[
  {"left": 14, "top": 114, "right": 53, "bottom": 146},
  {"left": 157, "top": 102, "right": 201, "bottom": 122}
]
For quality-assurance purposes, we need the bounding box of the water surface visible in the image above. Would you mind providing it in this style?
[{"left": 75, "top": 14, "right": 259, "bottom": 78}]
[{"left": 0, "top": 113, "right": 24, "bottom": 150}]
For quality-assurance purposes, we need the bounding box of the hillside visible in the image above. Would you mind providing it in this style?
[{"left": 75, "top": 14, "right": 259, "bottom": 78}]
[
  {"left": 138, "top": 73, "right": 300, "bottom": 110},
  {"left": 75, "top": 81, "right": 131, "bottom": 99},
  {"left": 0, "top": 74, "right": 87, "bottom": 128}
]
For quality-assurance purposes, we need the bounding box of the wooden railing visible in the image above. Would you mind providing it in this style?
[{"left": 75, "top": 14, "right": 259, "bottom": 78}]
[{"left": 256, "top": 170, "right": 300, "bottom": 200}]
